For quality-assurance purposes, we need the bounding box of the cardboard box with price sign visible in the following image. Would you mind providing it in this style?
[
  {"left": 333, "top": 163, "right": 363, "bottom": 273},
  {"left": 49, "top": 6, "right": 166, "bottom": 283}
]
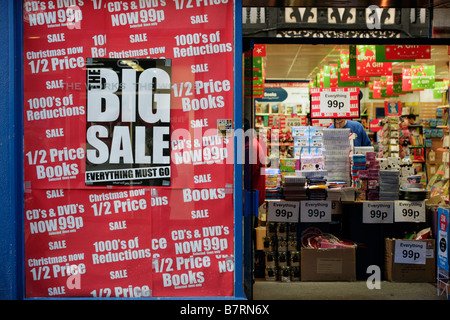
[{"left": 385, "top": 238, "right": 436, "bottom": 282}]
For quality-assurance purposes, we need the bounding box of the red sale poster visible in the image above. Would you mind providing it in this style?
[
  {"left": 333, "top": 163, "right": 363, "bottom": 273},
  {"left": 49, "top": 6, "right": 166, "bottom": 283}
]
[{"left": 23, "top": 0, "right": 235, "bottom": 298}]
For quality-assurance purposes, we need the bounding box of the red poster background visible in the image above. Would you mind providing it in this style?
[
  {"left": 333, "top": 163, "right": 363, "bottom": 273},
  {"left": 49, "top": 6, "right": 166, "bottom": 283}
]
[
  {"left": 356, "top": 46, "right": 392, "bottom": 76},
  {"left": 23, "top": 0, "right": 235, "bottom": 298},
  {"left": 384, "top": 45, "right": 431, "bottom": 60}
]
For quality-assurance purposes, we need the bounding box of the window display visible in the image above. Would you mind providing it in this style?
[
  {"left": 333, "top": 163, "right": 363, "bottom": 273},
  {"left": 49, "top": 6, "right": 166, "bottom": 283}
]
[{"left": 252, "top": 44, "right": 449, "bottom": 286}]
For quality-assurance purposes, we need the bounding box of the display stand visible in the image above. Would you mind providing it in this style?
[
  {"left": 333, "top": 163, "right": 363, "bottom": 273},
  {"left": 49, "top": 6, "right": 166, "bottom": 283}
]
[{"left": 437, "top": 267, "right": 450, "bottom": 299}]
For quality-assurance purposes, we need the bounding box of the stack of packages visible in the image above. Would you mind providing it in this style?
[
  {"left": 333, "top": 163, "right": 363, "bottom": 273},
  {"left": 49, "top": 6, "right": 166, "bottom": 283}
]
[
  {"left": 379, "top": 169, "right": 400, "bottom": 200},
  {"left": 283, "top": 176, "right": 308, "bottom": 201},
  {"left": 351, "top": 154, "right": 367, "bottom": 200},
  {"left": 366, "top": 152, "right": 380, "bottom": 200},
  {"left": 323, "top": 128, "right": 351, "bottom": 187},
  {"left": 351, "top": 152, "right": 380, "bottom": 200},
  {"left": 264, "top": 222, "right": 300, "bottom": 282},
  {"left": 378, "top": 117, "right": 400, "bottom": 159},
  {"left": 292, "top": 126, "right": 324, "bottom": 158},
  {"left": 307, "top": 177, "right": 328, "bottom": 200},
  {"left": 279, "top": 158, "right": 298, "bottom": 184},
  {"left": 265, "top": 168, "right": 282, "bottom": 200}
]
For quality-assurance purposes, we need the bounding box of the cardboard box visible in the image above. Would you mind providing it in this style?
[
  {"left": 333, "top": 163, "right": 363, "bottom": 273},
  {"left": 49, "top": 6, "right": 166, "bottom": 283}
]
[
  {"left": 384, "top": 238, "right": 436, "bottom": 282},
  {"left": 301, "top": 247, "right": 356, "bottom": 281}
]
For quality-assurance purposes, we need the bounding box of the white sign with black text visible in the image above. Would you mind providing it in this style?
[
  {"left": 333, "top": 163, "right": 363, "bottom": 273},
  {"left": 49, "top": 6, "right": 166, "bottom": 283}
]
[
  {"left": 300, "top": 201, "right": 332, "bottom": 223},
  {"left": 319, "top": 91, "right": 351, "bottom": 116},
  {"left": 363, "top": 201, "right": 394, "bottom": 224},
  {"left": 394, "top": 240, "right": 426, "bottom": 264},
  {"left": 267, "top": 201, "right": 300, "bottom": 223},
  {"left": 394, "top": 200, "right": 426, "bottom": 222}
]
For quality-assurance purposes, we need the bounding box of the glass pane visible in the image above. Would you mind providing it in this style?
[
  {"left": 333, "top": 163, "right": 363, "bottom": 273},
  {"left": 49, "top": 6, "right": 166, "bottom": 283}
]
[{"left": 23, "top": 0, "right": 235, "bottom": 298}]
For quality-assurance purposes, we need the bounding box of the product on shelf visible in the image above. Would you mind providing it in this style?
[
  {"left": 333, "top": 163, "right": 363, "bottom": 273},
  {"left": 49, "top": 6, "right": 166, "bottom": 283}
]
[
  {"left": 322, "top": 128, "right": 351, "bottom": 186},
  {"left": 378, "top": 169, "right": 400, "bottom": 200},
  {"left": 263, "top": 221, "right": 301, "bottom": 282},
  {"left": 307, "top": 176, "right": 328, "bottom": 200},
  {"left": 301, "top": 227, "right": 356, "bottom": 249},
  {"left": 282, "top": 176, "right": 308, "bottom": 201}
]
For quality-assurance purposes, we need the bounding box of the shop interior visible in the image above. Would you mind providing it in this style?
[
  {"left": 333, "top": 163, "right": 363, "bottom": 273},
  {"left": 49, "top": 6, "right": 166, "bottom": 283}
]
[{"left": 245, "top": 44, "right": 450, "bottom": 299}]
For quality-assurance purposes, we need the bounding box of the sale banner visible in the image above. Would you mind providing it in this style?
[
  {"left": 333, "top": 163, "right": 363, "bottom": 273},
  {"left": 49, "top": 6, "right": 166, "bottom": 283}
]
[
  {"left": 433, "top": 79, "right": 450, "bottom": 99},
  {"left": 85, "top": 58, "right": 172, "bottom": 187},
  {"left": 310, "top": 87, "right": 360, "bottom": 119},
  {"left": 385, "top": 75, "right": 399, "bottom": 96},
  {"left": 24, "top": 188, "right": 153, "bottom": 298},
  {"left": 322, "top": 65, "right": 331, "bottom": 88},
  {"left": 393, "top": 73, "right": 412, "bottom": 95},
  {"left": 23, "top": 0, "right": 236, "bottom": 298},
  {"left": 329, "top": 64, "right": 338, "bottom": 88},
  {"left": 372, "top": 80, "right": 382, "bottom": 99},
  {"left": 339, "top": 50, "right": 369, "bottom": 82},
  {"left": 150, "top": 188, "right": 234, "bottom": 297},
  {"left": 437, "top": 207, "right": 449, "bottom": 271},
  {"left": 410, "top": 64, "right": 435, "bottom": 90},
  {"left": 349, "top": 45, "right": 392, "bottom": 77},
  {"left": 375, "top": 45, "right": 415, "bottom": 62},
  {"left": 383, "top": 45, "right": 431, "bottom": 60}
]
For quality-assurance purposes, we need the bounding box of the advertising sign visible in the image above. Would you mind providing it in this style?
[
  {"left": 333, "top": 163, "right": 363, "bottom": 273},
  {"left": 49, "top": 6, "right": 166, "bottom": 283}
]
[
  {"left": 23, "top": 0, "right": 235, "bottom": 298},
  {"left": 85, "top": 58, "right": 172, "bottom": 187},
  {"left": 349, "top": 45, "right": 392, "bottom": 77},
  {"left": 310, "top": 87, "right": 360, "bottom": 119},
  {"left": 438, "top": 207, "right": 449, "bottom": 272}
]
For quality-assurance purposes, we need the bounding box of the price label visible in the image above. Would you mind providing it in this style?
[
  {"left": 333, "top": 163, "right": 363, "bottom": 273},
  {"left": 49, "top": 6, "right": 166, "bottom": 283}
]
[
  {"left": 362, "top": 201, "right": 394, "bottom": 224},
  {"left": 267, "top": 201, "right": 300, "bottom": 222},
  {"left": 394, "top": 201, "right": 426, "bottom": 222},
  {"left": 319, "top": 91, "right": 351, "bottom": 115},
  {"left": 300, "top": 201, "right": 331, "bottom": 222},
  {"left": 394, "top": 240, "right": 426, "bottom": 264}
]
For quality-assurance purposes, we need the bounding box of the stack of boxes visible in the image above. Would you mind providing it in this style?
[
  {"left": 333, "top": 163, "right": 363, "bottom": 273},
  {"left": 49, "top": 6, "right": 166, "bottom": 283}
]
[
  {"left": 264, "top": 222, "right": 300, "bottom": 282},
  {"left": 378, "top": 116, "right": 400, "bottom": 159},
  {"left": 379, "top": 169, "right": 400, "bottom": 200},
  {"left": 292, "top": 126, "right": 324, "bottom": 157},
  {"left": 265, "top": 168, "right": 282, "bottom": 200},
  {"left": 351, "top": 152, "right": 380, "bottom": 200},
  {"left": 323, "top": 128, "right": 351, "bottom": 186},
  {"left": 307, "top": 177, "right": 328, "bottom": 200},
  {"left": 283, "top": 176, "right": 308, "bottom": 201}
]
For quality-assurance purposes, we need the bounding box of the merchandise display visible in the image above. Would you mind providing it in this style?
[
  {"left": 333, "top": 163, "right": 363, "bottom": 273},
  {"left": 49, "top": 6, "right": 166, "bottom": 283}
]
[{"left": 252, "top": 44, "right": 449, "bottom": 287}]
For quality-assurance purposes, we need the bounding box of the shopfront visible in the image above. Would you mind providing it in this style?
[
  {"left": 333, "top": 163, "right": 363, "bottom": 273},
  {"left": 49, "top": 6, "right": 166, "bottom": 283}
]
[
  {"left": 3, "top": 0, "right": 245, "bottom": 299},
  {"left": 1, "top": 1, "right": 450, "bottom": 300},
  {"left": 241, "top": 5, "right": 450, "bottom": 300}
]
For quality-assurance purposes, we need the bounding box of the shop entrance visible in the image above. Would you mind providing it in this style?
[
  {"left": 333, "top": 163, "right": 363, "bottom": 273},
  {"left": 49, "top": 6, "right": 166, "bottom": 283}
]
[{"left": 242, "top": 39, "right": 450, "bottom": 299}]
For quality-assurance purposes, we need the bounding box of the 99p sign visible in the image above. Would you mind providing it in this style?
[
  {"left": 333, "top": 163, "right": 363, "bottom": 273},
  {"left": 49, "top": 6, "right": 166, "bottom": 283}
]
[
  {"left": 267, "top": 201, "right": 299, "bottom": 223},
  {"left": 310, "top": 87, "right": 360, "bottom": 119}
]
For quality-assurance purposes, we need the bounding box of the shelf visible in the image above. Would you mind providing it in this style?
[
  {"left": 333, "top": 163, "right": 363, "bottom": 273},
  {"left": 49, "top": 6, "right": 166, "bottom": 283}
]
[
  {"left": 255, "top": 113, "right": 309, "bottom": 116},
  {"left": 268, "top": 142, "right": 294, "bottom": 146},
  {"left": 437, "top": 105, "right": 449, "bottom": 109}
]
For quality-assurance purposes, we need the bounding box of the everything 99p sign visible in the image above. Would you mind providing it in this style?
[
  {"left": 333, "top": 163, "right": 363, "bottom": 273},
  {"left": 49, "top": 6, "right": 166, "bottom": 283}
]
[
  {"left": 310, "top": 87, "right": 360, "bottom": 119},
  {"left": 85, "top": 58, "right": 171, "bottom": 187}
]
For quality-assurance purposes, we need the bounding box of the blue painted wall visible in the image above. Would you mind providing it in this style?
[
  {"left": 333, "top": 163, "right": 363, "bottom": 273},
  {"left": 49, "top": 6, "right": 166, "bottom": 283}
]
[{"left": 0, "top": 0, "right": 23, "bottom": 299}]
